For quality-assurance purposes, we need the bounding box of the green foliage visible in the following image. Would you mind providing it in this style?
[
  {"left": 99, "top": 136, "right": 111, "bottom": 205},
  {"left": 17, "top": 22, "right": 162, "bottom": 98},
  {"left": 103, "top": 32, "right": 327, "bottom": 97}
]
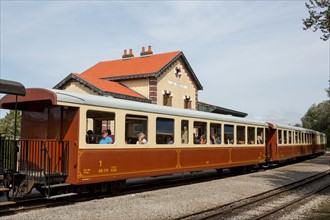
[
  {"left": 303, "top": 0, "right": 330, "bottom": 41},
  {"left": 301, "top": 99, "right": 330, "bottom": 147},
  {"left": 0, "top": 110, "right": 21, "bottom": 138}
]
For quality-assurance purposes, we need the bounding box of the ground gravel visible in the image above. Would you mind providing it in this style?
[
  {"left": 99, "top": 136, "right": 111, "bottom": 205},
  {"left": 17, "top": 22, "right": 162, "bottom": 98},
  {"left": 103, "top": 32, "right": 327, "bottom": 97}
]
[{"left": 1, "top": 154, "right": 329, "bottom": 220}]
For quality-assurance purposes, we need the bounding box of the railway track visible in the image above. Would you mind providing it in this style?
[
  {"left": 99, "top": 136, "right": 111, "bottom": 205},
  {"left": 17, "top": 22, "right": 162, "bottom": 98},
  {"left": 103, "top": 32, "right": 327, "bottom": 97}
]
[
  {"left": 177, "top": 170, "right": 330, "bottom": 220},
  {"left": 0, "top": 168, "right": 247, "bottom": 216}
]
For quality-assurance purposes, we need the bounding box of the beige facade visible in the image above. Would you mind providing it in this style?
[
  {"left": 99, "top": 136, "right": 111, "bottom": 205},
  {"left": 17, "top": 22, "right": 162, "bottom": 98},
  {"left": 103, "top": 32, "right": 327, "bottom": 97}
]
[
  {"left": 121, "top": 78, "right": 149, "bottom": 98},
  {"left": 63, "top": 81, "right": 98, "bottom": 95},
  {"left": 157, "top": 59, "right": 196, "bottom": 109}
]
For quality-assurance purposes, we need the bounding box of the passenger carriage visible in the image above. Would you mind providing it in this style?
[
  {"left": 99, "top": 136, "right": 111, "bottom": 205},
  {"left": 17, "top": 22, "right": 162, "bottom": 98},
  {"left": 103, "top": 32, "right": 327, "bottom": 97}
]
[{"left": 0, "top": 88, "right": 327, "bottom": 200}]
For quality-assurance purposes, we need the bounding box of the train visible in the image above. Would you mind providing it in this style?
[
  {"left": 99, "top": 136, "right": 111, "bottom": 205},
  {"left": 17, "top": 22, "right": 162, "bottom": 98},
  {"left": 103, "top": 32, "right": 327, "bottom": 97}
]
[{"left": 0, "top": 87, "right": 327, "bottom": 204}]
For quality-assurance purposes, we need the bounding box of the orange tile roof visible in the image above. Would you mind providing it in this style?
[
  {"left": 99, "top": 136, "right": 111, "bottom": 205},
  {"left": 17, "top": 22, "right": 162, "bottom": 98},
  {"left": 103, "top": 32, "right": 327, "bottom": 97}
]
[
  {"left": 75, "top": 74, "right": 146, "bottom": 99},
  {"left": 81, "top": 51, "right": 181, "bottom": 79}
]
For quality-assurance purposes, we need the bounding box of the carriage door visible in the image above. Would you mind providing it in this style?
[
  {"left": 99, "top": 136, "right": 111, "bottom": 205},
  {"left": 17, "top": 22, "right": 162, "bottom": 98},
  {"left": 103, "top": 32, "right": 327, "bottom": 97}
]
[{"left": 265, "top": 123, "right": 278, "bottom": 162}]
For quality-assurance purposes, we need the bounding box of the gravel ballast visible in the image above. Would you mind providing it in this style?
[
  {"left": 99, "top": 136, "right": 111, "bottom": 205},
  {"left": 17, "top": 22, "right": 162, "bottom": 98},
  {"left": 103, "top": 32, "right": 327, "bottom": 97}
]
[{"left": 1, "top": 154, "right": 329, "bottom": 220}]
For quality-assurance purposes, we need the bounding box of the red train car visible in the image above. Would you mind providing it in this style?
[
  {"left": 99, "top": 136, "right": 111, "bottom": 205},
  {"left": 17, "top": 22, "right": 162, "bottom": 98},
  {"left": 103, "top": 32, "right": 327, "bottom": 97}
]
[{"left": 0, "top": 88, "right": 326, "bottom": 201}]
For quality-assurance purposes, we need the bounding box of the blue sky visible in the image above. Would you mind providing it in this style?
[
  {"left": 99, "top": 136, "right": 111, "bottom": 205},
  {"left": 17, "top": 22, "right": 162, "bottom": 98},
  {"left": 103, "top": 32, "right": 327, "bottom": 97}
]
[{"left": 1, "top": 1, "right": 329, "bottom": 125}]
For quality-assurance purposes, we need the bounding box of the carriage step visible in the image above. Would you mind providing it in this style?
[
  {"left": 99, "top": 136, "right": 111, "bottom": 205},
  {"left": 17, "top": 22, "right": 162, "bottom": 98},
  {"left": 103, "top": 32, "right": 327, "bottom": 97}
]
[
  {"left": 0, "top": 201, "right": 16, "bottom": 206},
  {"left": 0, "top": 188, "right": 10, "bottom": 192},
  {"left": 47, "top": 193, "right": 78, "bottom": 199},
  {"left": 41, "top": 183, "right": 71, "bottom": 189}
]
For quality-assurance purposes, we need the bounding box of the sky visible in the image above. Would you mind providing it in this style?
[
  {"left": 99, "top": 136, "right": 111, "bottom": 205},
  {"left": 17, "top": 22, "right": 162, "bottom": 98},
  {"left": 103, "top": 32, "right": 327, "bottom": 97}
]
[{"left": 1, "top": 1, "right": 329, "bottom": 125}]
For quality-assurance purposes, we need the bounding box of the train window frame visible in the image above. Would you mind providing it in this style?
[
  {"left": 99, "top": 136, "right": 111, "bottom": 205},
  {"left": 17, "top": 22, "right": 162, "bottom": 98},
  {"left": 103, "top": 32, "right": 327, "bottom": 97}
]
[
  {"left": 224, "top": 124, "right": 234, "bottom": 145},
  {"left": 181, "top": 120, "right": 189, "bottom": 144},
  {"left": 236, "top": 125, "right": 246, "bottom": 145},
  {"left": 210, "top": 123, "right": 222, "bottom": 145},
  {"left": 257, "top": 127, "right": 264, "bottom": 145},
  {"left": 288, "top": 131, "right": 292, "bottom": 144},
  {"left": 278, "top": 129, "right": 283, "bottom": 145},
  {"left": 125, "top": 114, "right": 148, "bottom": 145},
  {"left": 156, "top": 117, "right": 174, "bottom": 145},
  {"left": 283, "top": 130, "right": 287, "bottom": 144},
  {"left": 85, "top": 110, "right": 115, "bottom": 145},
  {"left": 248, "top": 127, "right": 256, "bottom": 145},
  {"left": 193, "top": 121, "right": 207, "bottom": 145}
]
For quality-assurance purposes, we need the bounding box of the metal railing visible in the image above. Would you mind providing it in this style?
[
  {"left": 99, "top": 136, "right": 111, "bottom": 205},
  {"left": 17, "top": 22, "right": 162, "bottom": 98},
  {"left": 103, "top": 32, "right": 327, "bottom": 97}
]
[
  {"left": 19, "top": 140, "right": 70, "bottom": 183},
  {"left": 1, "top": 139, "right": 69, "bottom": 184}
]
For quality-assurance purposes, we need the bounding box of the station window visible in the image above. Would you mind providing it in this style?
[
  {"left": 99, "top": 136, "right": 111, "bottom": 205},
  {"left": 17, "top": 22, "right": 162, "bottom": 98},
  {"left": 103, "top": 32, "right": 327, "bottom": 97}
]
[
  {"left": 283, "top": 130, "right": 287, "bottom": 144},
  {"left": 184, "top": 96, "right": 192, "bottom": 109},
  {"left": 163, "top": 91, "right": 172, "bottom": 107},
  {"left": 278, "top": 130, "right": 282, "bottom": 144},
  {"left": 237, "top": 126, "right": 245, "bottom": 144},
  {"left": 248, "top": 127, "right": 255, "bottom": 144},
  {"left": 257, "top": 128, "right": 264, "bottom": 144},
  {"left": 156, "top": 118, "right": 174, "bottom": 144},
  {"left": 194, "top": 121, "right": 207, "bottom": 144},
  {"left": 85, "top": 110, "right": 115, "bottom": 144},
  {"left": 181, "top": 120, "right": 189, "bottom": 144},
  {"left": 210, "top": 123, "right": 221, "bottom": 144},
  {"left": 125, "top": 114, "right": 148, "bottom": 144},
  {"left": 224, "top": 124, "right": 234, "bottom": 144}
]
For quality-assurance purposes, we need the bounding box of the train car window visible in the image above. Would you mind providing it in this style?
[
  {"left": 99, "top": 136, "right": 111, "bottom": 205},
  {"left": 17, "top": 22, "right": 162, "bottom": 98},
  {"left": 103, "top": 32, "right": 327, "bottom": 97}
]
[
  {"left": 194, "top": 121, "right": 207, "bottom": 144},
  {"left": 248, "top": 127, "right": 255, "bottom": 144},
  {"left": 181, "top": 120, "right": 189, "bottom": 144},
  {"left": 283, "top": 130, "right": 287, "bottom": 144},
  {"left": 224, "top": 124, "right": 234, "bottom": 144},
  {"left": 294, "top": 132, "right": 298, "bottom": 144},
  {"left": 288, "top": 131, "right": 292, "bottom": 144},
  {"left": 125, "top": 114, "right": 148, "bottom": 144},
  {"left": 86, "top": 110, "right": 115, "bottom": 144},
  {"left": 236, "top": 126, "right": 245, "bottom": 144},
  {"left": 156, "top": 118, "right": 174, "bottom": 144},
  {"left": 210, "top": 123, "right": 221, "bottom": 144},
  {"left": 257, "top": 128, "right": 264, "bottom": 144},
  {"left": 278, "top": 130, "right": 282, "bottom": 144}
]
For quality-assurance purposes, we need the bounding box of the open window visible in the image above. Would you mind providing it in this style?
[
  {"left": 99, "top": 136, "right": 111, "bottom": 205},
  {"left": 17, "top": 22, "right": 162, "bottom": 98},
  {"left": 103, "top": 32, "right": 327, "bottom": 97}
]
[
  {"left": 224, "top": 124, "right": 234, "bottom": 144},
  {"left": 194, "top": 121, "right": 207, "bottom": 144},
  {"left": 181, "top": 120, "right": 189, "bottom": 144},
  {"left": 86, "top": 110, "right": 115, "bottom": 144},
  {"left": 156, "top": 118, "right": 174, "bottom": 144},
  {"left": 125, "top": 114, "right": 148, "bottom": 144}
]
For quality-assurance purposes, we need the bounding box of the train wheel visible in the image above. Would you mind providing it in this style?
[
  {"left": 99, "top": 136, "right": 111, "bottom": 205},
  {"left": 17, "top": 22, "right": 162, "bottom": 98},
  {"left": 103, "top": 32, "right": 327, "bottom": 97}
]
[
  {"left": 216, "top": 169, "right": 223, "bottom": 175},
  {"left": 109, "top": 180, "right": 125, "bottom": 196}
]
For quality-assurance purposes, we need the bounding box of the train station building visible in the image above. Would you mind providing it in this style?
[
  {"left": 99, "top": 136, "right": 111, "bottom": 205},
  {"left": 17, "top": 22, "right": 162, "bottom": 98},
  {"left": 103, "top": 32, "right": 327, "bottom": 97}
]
[{"left": 54, "top": 46, "right": 247, "bottom": 117}]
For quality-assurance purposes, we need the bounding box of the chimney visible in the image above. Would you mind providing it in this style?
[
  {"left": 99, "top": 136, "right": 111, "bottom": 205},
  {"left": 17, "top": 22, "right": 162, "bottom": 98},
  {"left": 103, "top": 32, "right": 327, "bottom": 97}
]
[
  {"left": 122, "top": 48, "right": 134, "bottom": 59},
  {"left": 140, "top": 45, "right": 153, "bottom": 57}
]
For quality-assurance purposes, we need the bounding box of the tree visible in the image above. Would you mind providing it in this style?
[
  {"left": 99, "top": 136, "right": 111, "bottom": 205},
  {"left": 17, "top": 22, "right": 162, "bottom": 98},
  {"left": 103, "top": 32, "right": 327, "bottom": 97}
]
[
  {"left": 0, "top": 110, "right": 21, "bottom": 138},
  {"left": 302, "top": 0, "right": 330, "bottom": 41},
  {"left": 301, "top": 99, "right": 330, "bottom": 147}
]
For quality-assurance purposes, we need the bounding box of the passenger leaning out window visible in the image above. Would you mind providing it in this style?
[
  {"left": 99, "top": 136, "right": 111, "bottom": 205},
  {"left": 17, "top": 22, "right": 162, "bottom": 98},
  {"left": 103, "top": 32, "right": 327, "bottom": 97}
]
[{"left": 137, "top": 133, "right": 148, "bottom": 144}]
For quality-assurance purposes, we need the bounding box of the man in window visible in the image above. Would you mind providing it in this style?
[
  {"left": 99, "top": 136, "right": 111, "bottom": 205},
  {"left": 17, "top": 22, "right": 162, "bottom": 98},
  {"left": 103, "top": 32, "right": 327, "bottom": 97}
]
[{"left": 99, "top": 130, "right": 113, "bottom": 144}]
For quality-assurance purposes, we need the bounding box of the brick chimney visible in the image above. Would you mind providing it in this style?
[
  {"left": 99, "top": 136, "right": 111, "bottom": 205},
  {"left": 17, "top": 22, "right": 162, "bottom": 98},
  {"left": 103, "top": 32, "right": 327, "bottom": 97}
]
[
  {"left": 140, "top": 45, "right": 153, "bottom": 56},
  {"left": 122, "top": 48, "right": 134, "bottom": 59}
]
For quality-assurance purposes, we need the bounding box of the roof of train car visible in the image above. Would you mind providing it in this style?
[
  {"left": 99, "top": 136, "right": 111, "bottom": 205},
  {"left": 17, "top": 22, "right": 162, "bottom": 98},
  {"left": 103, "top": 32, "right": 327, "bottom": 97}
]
[
  {"left": 53, "top": 89, "right": 267, "bottom": 127},
  {"left": 0, "top": 88, "right": 316, "bottom": 133}
]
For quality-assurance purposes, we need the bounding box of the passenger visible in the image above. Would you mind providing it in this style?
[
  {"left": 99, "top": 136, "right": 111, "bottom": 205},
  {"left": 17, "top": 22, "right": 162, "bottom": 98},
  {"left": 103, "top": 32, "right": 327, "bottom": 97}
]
[
  {"left": 200, "top": 135, "right": 207, "bottom": 144},
  {"left": 211, "top": 134, "right": 221, "bottom": 144},
  {"left": 257, "top": 135, "right": 263, "bottom": 144},
  {"left": 86, "top": 130, "right": 95, "bottom": 144},
  {"left": 166, "top": 136, "right": 174, "bottom": 144},
  {"left": 137, "top": 133, "right": 148, "bottom": 145},
  {"left": 98, "top": 130, "right": 113, "bottom": 144}
]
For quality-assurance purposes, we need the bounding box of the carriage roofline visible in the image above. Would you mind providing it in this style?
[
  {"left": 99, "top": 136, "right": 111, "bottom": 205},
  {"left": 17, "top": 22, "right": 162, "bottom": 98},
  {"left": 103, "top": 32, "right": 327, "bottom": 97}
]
[
  {"left": 54, "top": 89, "right": 314, "bottom": 132},
  {"left": 0, "top": 88, "right": 318, "bottom": 133}
]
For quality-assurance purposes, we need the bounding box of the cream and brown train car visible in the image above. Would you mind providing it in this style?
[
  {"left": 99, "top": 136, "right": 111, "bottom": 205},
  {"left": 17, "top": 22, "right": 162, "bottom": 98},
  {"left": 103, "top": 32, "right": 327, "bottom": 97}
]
[{"left": 0, "top": 88, "right": 326, "bottom": 199}]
